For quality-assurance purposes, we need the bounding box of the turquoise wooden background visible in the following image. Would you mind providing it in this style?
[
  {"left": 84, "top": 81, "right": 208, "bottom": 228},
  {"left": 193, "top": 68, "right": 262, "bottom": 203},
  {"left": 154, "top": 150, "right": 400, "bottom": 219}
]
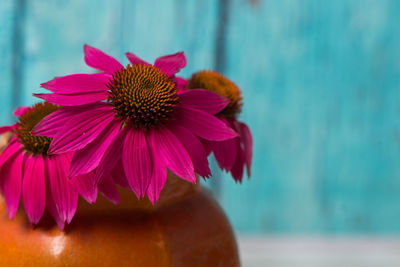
[{"left": 1, "top": 0, "right": 400, "bottom": 234}]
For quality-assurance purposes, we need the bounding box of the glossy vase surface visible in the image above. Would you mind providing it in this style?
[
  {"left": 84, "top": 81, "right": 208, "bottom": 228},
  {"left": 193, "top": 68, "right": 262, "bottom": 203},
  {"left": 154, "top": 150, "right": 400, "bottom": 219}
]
[{"left": 0, "top": 173, "right": 240, "bottom": 266}]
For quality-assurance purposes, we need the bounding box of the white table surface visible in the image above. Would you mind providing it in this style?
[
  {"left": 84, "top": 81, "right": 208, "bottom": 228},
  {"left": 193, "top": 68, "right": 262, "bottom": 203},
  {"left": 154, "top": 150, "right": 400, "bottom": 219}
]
[{"left": 238, "top": 236, "right": 400, "bottom": 267}]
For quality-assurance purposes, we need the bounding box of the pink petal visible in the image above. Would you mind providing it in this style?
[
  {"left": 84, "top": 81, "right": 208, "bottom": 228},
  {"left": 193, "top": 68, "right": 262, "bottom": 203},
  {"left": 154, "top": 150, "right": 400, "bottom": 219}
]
[
  {"left": 69, "top": 120, "right": 121, "bottom": 177},
  {"left": 13, "top": 106, "right": 29, "bottom": 117},
  {"left": 41, "top": 73, "right": 111, "bottom": 94},
  {"left": 44, "top": 163, "right": 65, "bottom": 230},
  {"left": 34, "top": 91, "right": 108, "bottom": 106},
  {"left": 22, "top": 155, "right": 46, "bottom": 225},
  {"left": 169, "top": 124, "right": 210, "bottom": 178},
  {"left": 154, "top": 52, "right": 186, "bottom": 76},
  {"left": 212, "top": 137, "right": 238, "bottom": 171},
  {"left": 70, "top": 172, "right": 98, "bottom": 204},
  {"left": 49, "top": 108, "right": 115, "bottom": 154},
  {"left": 238, "top": 121, "right": 253, "bottom": 177},
  {"left": 231, "top": 139, "right": 245, "bottom": 183},
  {"left": 149, "top": 126, "right": 195, "bottom": 183},
  {"left": 33, "top": 103, "right": 106, "bottom": 137},
  {"left": 176, "top": 77, "right": 187, "bottom": 93},
  {"left": 1, "top": 151, "right": 23, "bottom": 219},
  {"left": 175, "top": 106, "right": 238, "bottom": 141},
  {"left": 179, "top": 89, "right": 229, "bottom": 114},
  {"left": 98, "top": 175, "right": 120, "bottom": 205},
  {"left": 146, "top": 155, "right": 166, "bottom": 205},
  {"left": 84, "top": 44, "right": 123, "bottom": 74},
  {"left": 0, "top": 137, "right": 20, "bottom": 171},
  {"left": 123, "top": 128, "right": 152, "bottom": 198},
  {"left": 47, "top": 155, "right": 78, "bottom": 223},
  {"left": 125, "top": 52, "right": 150, "bottom": 66},
  {"left": 94, "top": 127, "right": 128, "bottom": 185},
  {"left": 110, "top": 161, "right": 130, "bottom": 189},
  {"left": 0, "top": 125, "right": 16, "bottom": 135}
]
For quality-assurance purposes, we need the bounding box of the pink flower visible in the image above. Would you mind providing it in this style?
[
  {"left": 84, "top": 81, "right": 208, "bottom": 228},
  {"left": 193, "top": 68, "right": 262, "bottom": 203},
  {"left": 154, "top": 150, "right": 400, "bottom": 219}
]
[
  {"left": 187, "top": 71, "right": 253, "bottom": 182},
  {"left": 0, "top": 103, "right": 120, "bottom": 229},
  {"left": 34, "top": 45, "right": 237, "bottom": 204}
]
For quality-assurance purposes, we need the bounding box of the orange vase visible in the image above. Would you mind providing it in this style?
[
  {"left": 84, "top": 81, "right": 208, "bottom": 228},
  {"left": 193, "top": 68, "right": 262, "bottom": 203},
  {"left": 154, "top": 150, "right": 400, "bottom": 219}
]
[{"left": 0, "top": 172, "right": 240, "bottom": 266}]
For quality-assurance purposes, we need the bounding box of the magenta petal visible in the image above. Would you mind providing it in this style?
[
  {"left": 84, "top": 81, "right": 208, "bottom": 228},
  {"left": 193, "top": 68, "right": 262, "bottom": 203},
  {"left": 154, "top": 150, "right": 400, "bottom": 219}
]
[
  {"left": 22, "top": 155, "right": 46, "bottom": 225},
  {"left": 150, "top": 126, "right": 195, "bottom": 183},
  {"left": 84, "top": 44, "right": 123, "bottom": 74},
  {"left": 33, "top": 103, "right": 106, "bottom": 137},
  {"left": 70, "top": 120, "right": 120, "bottom": 177},
  {"left": 231, "top": 139, "right": 245, "bottom": 183},
  {"left": 44, "top": 160, "right": 65, "bottom": 230},
  {"left": 146, "top": 156, "right": 166, "bottom": 205},
  {"left": 49, "top": 108, "right": 115, "bottom": 154},
  {"left": 176, "top": 77, "right": 187, "bottom": 93},
  {"left": 0, "top": 137, "right": 20, "bottom": 169},
  {"left": 179, "top": 89, "right": 229, "bottom": 114},
  {"left": 125, "top": 52, "right": 150, "bottom": 66},
  {"left": 0, "top": 125, "right": 15, "bottom": 135},
  {"left": 176, "top": 107, "right": 238, "bottom": 141},
  {"left": 98, "top": 175, "right": 120, "bottom": 205},
  {"left": 1, "top": 152, "right": 23, "bottom": 219},
  {"left": 13, "top": 106, "right": 29, "bottom": 117},
  {"left": 70, "top": 172, "right": 98, "bottom": 204},
  {"left": 123, "top": 128, "right": 152, "bottom": 198},
  {"left": 47, "top": 155, "right": 78, "bottom": 223},
  {"left": 212, "top": 137, "right": 237, "bottom": 171},
  {"left": 110, "top": 161, "right": 130, "bottom": 189},
  {"left": 41, "top": 73, "right": 111, "bottom": 94},
  {"left": 94, "top": 127, "right": 128, "bottom": 185},
  {"left": 169, "top": 124, "right": 210, "bottom": 178},
  {"left": 34, "top": 91, "right": 108, "bottom": 106},
  {"left": 154, "top": 52, "right": 186, "bottom": 76},
  {"left": 238, "top": 122, "right": 253, "bottom": 177}
]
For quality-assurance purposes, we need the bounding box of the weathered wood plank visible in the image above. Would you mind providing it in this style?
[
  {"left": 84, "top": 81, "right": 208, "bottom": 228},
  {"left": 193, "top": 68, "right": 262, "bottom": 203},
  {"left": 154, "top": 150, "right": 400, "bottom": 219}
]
[
  {"left": 220, "top": 0, "right": 400, "bottom": 233},
  {"left": 0, "top": 0, "right": 17, "bottom": 125}
]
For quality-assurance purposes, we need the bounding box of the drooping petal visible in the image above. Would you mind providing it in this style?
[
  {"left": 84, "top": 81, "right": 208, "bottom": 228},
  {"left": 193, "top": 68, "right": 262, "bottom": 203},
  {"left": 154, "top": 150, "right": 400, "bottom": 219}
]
[
  {"left": 94, "top": 127, "right": 128, "bottom": 185},
  {"left": 1, "top": 151, "right": 23, "bottom": 219},
  {"left": 84, "top": 44, "right": 123, "bottom": 74},
  {"left": 146, "top": 154, "right": 166, "bottom": 205},
  {"left": 22, "top": 155, "right": 46, "bottom": 225},
  {"left": 34, "top": 91, "right": 108, "bottom": 106},
  {"left": 70, "top": 172, "right": 98, "bottom": 204},
  {"left": 176, "top": 77, "right": 187, "bottom": 93},
  {"left": 41, "top": 73, "right": 111, "bottom": 94},
  {"left": 154, "top": 52, "right": 186, "bottom": 76},
  {"left": 212, "top": 137, "right": 237, "bottom": 171},
  {"left": 47, "top": 155, "right": 78, "bottom": 223},
  {"left": 49, "top": 108, "right": 115, "bottom": 154},
  {"left": 98, "top": 175, "right": 120, "bottom": 205},
  {"left": 69, "top": 119, "right": 121, "bottom": 177},
  {"left": 44, "top": 159, "right": 65, "bottom": 230},
  {"left": 0, "top": 125, "right": 15, "bottom": 135},
  {"left": 110, "top": 161, "right": 130, "bottom": 189},
  {"left": 13, "top": 106, "right": 29, "bottom": 117},
  {"left": 149, "top": 126, "right": 195, "bottom": 183},
  {"left": 0, "top": 137, "right": 20, "bottom": 169},
  {"left": 123, "top": 128, "right": 152, "bottom": 198},
  {"left": 125, "top": 52, "right": 150, "bottom": 66},
  {"left": 179, "top": 89, "right": 229, "bottom": 114},
  {"left": 175, "top": 106, "right": 237, "bottom": 141},
  {"left": 169, "top": 124, "right": 210, "bottom": 178},
  {"left": 238, "top": 121, "right": 253, "bottom": 177},
  {"left": 231, "top": 139, "right": 245, "bottom": 183}
]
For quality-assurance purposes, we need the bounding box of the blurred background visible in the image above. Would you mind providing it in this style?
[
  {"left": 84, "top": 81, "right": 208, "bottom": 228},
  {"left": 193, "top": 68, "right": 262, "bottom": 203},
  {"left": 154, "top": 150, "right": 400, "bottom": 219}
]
[{"left": 1, "top": 0, "right": 400, "bottom": 265}]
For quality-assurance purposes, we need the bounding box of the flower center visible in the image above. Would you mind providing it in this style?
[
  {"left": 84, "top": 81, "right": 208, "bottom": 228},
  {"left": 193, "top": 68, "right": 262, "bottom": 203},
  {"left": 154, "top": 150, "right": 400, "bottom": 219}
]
[
  {"left": 187, "top": 70, "right": 243, "bottom": 118},
  {"left": 108, "top": 64, "right": 179, "bottom": 129},
  {"left": 16, "top": 102, "right": 59, "bottom": 155}
]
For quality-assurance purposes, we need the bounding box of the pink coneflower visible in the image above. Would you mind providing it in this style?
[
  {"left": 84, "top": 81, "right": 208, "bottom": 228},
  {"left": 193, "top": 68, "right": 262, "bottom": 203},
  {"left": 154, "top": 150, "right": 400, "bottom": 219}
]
[
  {"left": 33, "top": 45, "right": 237, "bottom": 203},
  {"left": 187, "top": 71, "right": 253, "bottom": 182},
  {"left": 0, "top": 103, "right": 119, "bottom": 229}
]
